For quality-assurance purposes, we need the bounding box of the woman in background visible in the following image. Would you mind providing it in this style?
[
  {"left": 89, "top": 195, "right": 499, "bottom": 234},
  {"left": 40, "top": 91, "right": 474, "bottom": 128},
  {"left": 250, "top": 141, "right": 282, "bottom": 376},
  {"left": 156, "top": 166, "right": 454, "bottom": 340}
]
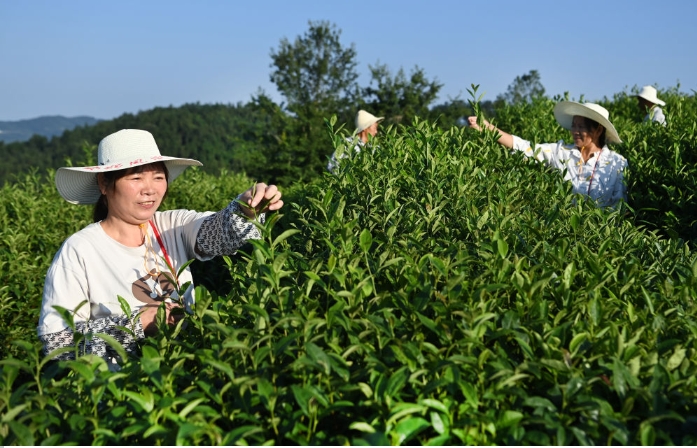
[
  {"left": 468, "top": 101, "right": 628, "bottom": 208},
  {"left": 636, "top": 85, "right": 667, "bottom": 126},
  {"left": 327, "top": 109, "right": 384, "bottom": 173}
]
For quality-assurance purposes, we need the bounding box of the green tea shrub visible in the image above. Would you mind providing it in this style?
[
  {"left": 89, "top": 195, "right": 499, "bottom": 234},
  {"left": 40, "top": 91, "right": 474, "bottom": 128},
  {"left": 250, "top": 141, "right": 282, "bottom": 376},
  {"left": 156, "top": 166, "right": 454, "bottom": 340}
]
[
  {"left": 618, "top": 91, "right": 697, "bottom": 243},
  {"left": 1, "top": 91, "right": 696, "bottom": 445},
  {"left": 0, "top": 170, "right": 90, "bottom": 359}
]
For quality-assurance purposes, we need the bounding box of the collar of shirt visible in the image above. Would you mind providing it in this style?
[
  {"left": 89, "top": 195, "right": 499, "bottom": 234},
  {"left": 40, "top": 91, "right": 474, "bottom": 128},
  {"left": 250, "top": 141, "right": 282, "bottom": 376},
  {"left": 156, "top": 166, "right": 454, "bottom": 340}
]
[{"left": 568, "top": 146, "right": 608, "bottom": 164}]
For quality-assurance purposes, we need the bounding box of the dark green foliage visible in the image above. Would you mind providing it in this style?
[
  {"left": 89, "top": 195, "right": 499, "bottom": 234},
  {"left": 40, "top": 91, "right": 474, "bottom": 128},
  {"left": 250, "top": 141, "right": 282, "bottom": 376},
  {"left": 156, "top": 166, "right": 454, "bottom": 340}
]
[
  {"left": 268, "top": 20, "right": 361, "bottom": 183},
  {"left": 0, "top": 95, "right": 466, "bottom": 190},
  {"left": 0, "top": 102, "right": 298, "bottom": 186},
  {"left": 269, "top": 20, "right": 360, "bottom": 119},
  {"left": 429, "top": 98, "right": 474, "bottom": 129},
  {"left": 496, "top": 69, "right": 547, "bottom": 105},
  {"left": 2, "top": 92, "right": 697, "bottom": 445},
  {"left": 362, "top": 63, "right": 443, "bottom": 126}
]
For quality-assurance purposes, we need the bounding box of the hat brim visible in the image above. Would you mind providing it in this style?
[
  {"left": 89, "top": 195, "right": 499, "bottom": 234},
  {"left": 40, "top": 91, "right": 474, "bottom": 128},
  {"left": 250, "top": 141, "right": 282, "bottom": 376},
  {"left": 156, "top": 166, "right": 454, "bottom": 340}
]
[
  {"left": 553, "top": 101, "right": 622, "bottom": 144},
  {"left": 636, "top": 93, "right": 666, "bottom": 107},
  {"left": 55, "top": 157, "right": 202, "bottom": 205}
]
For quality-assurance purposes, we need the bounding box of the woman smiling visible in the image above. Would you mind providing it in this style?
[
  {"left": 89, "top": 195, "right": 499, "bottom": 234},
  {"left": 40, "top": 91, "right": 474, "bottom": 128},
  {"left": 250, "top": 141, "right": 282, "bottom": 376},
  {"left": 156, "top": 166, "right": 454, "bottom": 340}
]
[
  {"left": 468, "top": 101, "right": 628, "bottom": 208},
  {"left": 38, "top": 129, "right": 284, "bottom": 366}
]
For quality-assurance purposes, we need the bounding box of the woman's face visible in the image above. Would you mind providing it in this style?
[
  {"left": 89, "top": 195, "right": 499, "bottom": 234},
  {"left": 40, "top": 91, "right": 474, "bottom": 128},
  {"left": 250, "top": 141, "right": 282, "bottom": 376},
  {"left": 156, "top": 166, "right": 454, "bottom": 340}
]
[
  {"left": 637, "top": 97, "right": 654, "bottom": 112},
  {"left": 102, "top": 164, "right": 168, "bottom": 225},
  {"left": 570, "top": 116, "right": 602, "bottom": 149}
]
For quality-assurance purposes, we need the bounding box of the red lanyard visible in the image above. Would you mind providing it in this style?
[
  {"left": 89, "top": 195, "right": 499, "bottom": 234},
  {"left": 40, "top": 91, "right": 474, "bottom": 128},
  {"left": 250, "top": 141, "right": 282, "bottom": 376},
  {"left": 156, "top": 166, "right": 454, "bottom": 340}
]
[
  {"left": 586, "top": 152, "right": 602, "bottom": 196},
  {"left": 148, "top": 220, "right": 176, "bottom": 280}
]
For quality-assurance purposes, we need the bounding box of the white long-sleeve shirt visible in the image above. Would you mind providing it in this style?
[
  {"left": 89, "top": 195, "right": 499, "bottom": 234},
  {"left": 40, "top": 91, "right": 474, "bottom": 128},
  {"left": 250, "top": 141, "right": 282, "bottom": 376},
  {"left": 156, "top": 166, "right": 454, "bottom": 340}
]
[
  {"left": 512, "top": 136, "right": 628, "bottom": 208},
  {"left": 38, "top": 200, "right": 264, "bottom": 361},
  {"left": 644, "top": 105, "right": 666, "bottom": 126},
  {"left": 327, "top": 137, "right": 364, "bottom": 173}
]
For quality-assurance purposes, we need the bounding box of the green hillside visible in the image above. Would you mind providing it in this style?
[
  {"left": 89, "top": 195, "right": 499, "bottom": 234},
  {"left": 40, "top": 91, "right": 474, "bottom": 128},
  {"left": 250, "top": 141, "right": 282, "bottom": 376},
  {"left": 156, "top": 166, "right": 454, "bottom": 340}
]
[{"left": 0, "top": 101, "right": 293, "bottom": 186}]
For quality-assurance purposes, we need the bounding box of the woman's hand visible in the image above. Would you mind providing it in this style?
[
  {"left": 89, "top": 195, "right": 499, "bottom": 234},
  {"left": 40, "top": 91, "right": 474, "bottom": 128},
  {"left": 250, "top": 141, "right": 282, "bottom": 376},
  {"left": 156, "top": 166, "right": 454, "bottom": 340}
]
[
  {"left": 140, "top": 302, "right": 185, "bottom": 336},
  {"left": 239, "top": 183, "right": 284, "bottom": 218},
  {"left": 467, "top": 116, "right": 491, "bottom": 132},
  {"left": 467, "top": 116, "right": 514, "bottom": 149}
]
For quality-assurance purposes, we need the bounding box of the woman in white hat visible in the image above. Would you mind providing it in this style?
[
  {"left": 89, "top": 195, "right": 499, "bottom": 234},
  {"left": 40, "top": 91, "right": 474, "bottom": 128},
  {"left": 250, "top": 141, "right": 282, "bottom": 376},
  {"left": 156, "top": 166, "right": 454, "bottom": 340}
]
[
  {"left": 636, "top": 85, "right": 666, "bottom": 126},
  {"left": 467, "top": 101, "right": 628, "bottom": 208},
  {"left": 38, "top": 129, "right": 283, "bottom": 364},
  {"left": 327, "top": 109, "right": 384, "bottom": 173}
]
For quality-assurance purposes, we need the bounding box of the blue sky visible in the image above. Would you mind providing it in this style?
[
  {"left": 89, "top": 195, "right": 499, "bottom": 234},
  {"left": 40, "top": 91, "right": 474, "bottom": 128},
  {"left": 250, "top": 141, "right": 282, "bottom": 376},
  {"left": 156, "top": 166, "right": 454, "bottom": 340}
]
[{"left": 1, "top": 0, "right": 695, "bottom": 121}]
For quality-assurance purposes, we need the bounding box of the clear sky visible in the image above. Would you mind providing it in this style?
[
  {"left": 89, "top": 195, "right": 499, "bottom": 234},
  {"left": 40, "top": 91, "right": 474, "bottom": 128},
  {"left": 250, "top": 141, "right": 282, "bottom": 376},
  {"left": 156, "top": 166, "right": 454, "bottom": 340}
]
[{"left": 1, "top": 0, "right": 694, "bottom": 121}]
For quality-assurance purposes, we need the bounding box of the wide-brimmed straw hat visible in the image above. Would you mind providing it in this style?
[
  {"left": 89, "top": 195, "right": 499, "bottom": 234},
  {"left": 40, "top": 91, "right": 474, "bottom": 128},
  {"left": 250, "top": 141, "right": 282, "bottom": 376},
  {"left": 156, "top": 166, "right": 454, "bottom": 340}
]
[
  {"left": 553, "top": 101, "right": 622, "bottom": 144},
  {"left": 636, "top": 85, "right": 665, "bottom": 106},
  {"left": 354, "top": 110, "right": 384, "bottom": 134},
  {"left": 55, "top": 129, "right": 202, "bottom": 204}
]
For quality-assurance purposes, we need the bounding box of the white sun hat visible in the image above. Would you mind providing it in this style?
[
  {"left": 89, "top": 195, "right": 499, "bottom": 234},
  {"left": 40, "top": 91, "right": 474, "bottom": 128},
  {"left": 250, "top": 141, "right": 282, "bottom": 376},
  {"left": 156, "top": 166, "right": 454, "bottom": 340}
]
[
  {"left": 55, "top": 129, "right": 203, "bottom": 204},
  {"left": 553, "top": 101, "right": 622, "bottom": 144},
  {"left": 636, "top": 85, "right": 666, "bottom": 106},
  {"left": 354, "top": 110, "right": 384, "bottom": 134}
]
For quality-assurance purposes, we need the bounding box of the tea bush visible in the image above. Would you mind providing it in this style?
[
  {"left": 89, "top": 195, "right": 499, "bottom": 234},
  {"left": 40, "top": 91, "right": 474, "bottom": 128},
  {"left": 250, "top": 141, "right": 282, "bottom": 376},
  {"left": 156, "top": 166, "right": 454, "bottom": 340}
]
[
  {"left": 1, "top": 89, "right": 696, "bottom": 445},
  {"left": 0, "top": 169, "right": 91, "bottom": 358}
]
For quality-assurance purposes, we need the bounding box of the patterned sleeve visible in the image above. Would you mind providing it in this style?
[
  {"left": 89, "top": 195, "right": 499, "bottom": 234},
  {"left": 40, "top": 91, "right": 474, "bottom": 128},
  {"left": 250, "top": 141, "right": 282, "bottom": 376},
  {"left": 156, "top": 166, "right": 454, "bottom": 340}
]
[
  {"left": 39, "top": 310, "right": 145, "bottom": 361},
  {"left": 195, "top": 198, "right": 265, "bottom": 257}
]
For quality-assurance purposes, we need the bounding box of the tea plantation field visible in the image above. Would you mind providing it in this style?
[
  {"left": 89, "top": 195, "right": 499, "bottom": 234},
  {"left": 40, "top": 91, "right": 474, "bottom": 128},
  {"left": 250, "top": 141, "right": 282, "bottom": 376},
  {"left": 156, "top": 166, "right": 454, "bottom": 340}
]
[{"left": 1, "top": 90, "right": 696, "bottom": 444}]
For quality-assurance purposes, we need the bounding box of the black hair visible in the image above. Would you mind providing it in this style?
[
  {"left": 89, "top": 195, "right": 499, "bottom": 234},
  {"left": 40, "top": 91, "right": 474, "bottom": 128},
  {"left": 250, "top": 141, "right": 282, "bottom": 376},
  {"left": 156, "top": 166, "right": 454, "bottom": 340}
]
[
  {"left": 582, "top": 117, "right": 607, "bottom": 148},
  {"left": 93, "top": 162, "right": 169, "bottom": 222}
]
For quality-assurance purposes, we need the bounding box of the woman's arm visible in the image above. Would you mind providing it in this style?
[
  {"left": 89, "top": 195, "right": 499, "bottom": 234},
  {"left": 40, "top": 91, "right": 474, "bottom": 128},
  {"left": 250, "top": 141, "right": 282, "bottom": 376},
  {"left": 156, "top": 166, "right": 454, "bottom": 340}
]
[
  {"left": 39, "top": 310, "right": 145, "bottom": 360},
  {"left": 467, "top": 117, "right": 515, "bottom": 149},
  {"left": 41, "top": 301, "right": 185, "bottom": 360},
  {"left": 194, "top": 200, "right": 262, "bottom": 257},
  {"left": 195, "top": 183, "right": 283, "bottom": 258}
]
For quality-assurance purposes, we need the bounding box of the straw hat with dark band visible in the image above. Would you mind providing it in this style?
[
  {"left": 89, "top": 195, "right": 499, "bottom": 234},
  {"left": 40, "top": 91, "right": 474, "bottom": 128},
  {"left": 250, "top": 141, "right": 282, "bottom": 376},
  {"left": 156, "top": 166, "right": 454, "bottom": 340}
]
[{"left": 55, "top": 129, "right": 202, "bottom": 205}]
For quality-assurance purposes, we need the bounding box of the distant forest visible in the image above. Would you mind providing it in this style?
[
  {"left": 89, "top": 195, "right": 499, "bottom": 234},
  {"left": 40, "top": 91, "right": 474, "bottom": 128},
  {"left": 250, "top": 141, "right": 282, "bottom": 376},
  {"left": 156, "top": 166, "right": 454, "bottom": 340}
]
[{"left": 0, "top": 116, "right": 102, "bottom": 144}]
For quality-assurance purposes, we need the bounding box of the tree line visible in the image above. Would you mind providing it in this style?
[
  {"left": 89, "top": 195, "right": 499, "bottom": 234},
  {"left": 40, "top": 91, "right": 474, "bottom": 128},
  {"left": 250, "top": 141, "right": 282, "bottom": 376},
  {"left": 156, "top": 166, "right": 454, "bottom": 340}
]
[{"left": 0, "top": 21, "right": 547, "bottom": 187}]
